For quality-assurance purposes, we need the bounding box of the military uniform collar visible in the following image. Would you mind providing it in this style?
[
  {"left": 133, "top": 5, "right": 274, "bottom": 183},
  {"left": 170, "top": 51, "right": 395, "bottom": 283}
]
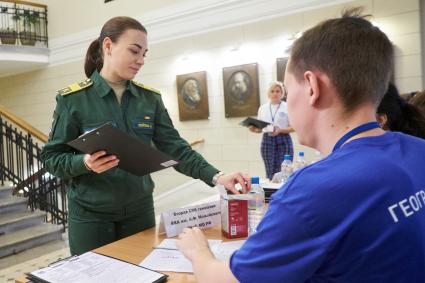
[
  {"left": 127, "top": 81, "right": 141, "bottom": 97},
  {"left": 91, "top": 70, "right": 140, "bottom": 98},
  {"left": 90, "top": 70, "right": 110, "bottom": 97}
]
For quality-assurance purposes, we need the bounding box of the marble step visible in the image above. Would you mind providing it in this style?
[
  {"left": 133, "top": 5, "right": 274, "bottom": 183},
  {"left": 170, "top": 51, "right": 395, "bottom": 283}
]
[
  {"left": 0, "top": 211, "right": 45, "bottom": 236},
  {"left": 0, "top": 196, "right": 27, "bottom": 214},
  {"left": 0, "top": 223, "right": 63, "bottom": 258},
  {"left": 0, "top": 185, "right": 13, "bottom": 199}
]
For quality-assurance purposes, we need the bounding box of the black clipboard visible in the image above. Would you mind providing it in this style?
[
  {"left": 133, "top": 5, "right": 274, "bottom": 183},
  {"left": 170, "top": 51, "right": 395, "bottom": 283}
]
[
  {"left": 239, "top": 117, "right": 270, "bottom": 129},
  {"left": 67, "top": 123, "right": 179, "bottom": 176},
  {"left": 26, "top": 251, "right": 168, "bottom": 283}
]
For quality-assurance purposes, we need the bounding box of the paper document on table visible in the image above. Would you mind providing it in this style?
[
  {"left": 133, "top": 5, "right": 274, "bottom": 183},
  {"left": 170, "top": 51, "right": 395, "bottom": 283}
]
[
  {"left": 140, "top": 239, "right": 221, "bottom": 273},
  {"left": 156, "top": 238, "right": 221, "bottom": 250},
  {"left": 27, "top": 251, "right": 167, "bottom": 283},
  {"left": 212, "top": 240, "right": 245, "bottom": 261},
  {"left": 140, "top": 248, "right": 192, "bottom": 273},
  {"left": 140, "top": 239, "right": 244, "bottom": 273}
]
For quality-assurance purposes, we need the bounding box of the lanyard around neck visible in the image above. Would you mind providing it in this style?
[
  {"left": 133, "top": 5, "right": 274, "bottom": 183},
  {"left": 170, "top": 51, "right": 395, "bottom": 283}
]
[
  {"left": 332, "top": 121, "right": 380, "bottom": 152},
  {"left": 269, "top": 102, "right": 281, "bottom": 123}
]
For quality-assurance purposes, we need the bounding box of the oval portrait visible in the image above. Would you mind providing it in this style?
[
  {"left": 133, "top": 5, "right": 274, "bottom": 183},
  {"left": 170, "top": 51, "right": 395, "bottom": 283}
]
[
  {"left": 181, "top": 78, "right": 202, "bottom": 110},
  {"left": 227, "top": 71, "right": 253, "bottom": 104}
]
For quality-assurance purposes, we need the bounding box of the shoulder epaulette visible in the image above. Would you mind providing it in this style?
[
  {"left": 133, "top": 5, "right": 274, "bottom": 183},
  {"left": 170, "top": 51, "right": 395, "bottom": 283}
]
[
  {"left": 132, "top": 80, "right": 161, "bottom": 95},
  {"left": 58, "top": 78, "right": 93, "bottom": 96}
]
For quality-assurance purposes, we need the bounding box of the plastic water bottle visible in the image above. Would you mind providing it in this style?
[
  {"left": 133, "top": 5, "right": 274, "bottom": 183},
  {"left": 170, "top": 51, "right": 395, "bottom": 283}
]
[
  {"left": 293, "top": 151, "right": 307, "bottom": 172},
  {"left": 280, "top": 154, "right": 293, "bottom": 183},
  {"left": 248, "top": 176, "right": 265, "bottom": 235}
]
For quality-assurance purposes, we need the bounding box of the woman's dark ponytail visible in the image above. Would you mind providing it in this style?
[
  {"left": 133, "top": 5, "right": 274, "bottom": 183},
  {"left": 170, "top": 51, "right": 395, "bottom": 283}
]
[
  {"left": 84, "top": 39, "right": 103, "bottom": 78},
  {"left": 399, "top": 102, "right": 425, "bottom": 139},
  {"left": 378, "top": 83, "right": 425, "bottom": 139},
  {"left": 83, "top": 16, "right": 147, "bottom": 78}
]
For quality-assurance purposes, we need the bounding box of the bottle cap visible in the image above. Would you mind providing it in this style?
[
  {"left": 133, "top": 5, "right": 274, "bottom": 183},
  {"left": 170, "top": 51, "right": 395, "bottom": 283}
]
[
  {"left": 251, "top": 176, "right": 260, "bottom": 184},
  {"left": 284, "top": 154, "right": 291, "bottom": 160},
  {"left": 298, "top": 151, "right": 304, "bottom": 157}
]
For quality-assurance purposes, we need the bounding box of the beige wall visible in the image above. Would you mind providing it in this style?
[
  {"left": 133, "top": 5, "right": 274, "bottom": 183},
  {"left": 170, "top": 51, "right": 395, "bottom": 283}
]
[
  {"left": 0, "top": 0, "right": 422, "bottom": 191},
  {"left": 46, "top": 0, "right": 187, "bottom": 38}
]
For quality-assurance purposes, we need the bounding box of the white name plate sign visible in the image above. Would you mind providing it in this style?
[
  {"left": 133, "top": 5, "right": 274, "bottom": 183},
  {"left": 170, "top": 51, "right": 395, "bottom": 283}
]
[{"left": 159, "top": 201, "right": 221, "bottom": 237}]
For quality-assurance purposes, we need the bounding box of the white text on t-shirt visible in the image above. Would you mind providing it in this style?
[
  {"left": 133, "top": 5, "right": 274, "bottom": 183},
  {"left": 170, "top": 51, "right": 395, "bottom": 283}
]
[{"left": 387, "top": 190, "right": 425, "bottom": 223}]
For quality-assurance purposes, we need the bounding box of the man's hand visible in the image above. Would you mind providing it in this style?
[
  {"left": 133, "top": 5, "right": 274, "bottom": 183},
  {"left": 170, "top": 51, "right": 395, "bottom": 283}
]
[
  {"left": 83, "top": 150, "right": 119, "bottom": 173},
  {"left": 217, "top": 172, "right": 251, "bottom": 194},
  {"left": 177, "top": 227, "right": 239, "bottom": 283},
  {"left": 177, "top": 227, "right": 213, "bottom": 261}
]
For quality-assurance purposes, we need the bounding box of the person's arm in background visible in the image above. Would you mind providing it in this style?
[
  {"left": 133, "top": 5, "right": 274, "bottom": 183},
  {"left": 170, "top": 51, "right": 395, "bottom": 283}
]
[
  {"left": 152, "top": 96, "right": 250, "bottom": 193},
  {"left": 248, "top": 125, "right": 262, "bottom": 133},
  {"left": 272, "top": 107, "right": 294, "bottom": 136},
  {"left": 272, "top": 126, "right": 294, "bottom": 136}
]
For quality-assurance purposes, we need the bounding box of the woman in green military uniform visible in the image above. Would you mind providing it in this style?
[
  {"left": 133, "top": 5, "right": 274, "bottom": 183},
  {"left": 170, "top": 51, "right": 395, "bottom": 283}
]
[{"left": 41, "top": 16, "right": 249, "bottom": 255}]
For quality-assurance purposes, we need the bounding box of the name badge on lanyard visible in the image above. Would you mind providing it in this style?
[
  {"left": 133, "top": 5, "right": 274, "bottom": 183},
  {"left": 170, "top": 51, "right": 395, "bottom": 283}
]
[
  {"left": 269, "top": 102, "right": 281, "bottom": 125},
  {"left": 267, "top": 102, "right": 281, "bottom": 136}
]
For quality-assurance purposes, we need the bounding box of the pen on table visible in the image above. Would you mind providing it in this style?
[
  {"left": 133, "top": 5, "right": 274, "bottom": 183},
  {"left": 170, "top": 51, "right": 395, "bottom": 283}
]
[{"left": 152, "top": 246, "right": 179, "bottom": 251}]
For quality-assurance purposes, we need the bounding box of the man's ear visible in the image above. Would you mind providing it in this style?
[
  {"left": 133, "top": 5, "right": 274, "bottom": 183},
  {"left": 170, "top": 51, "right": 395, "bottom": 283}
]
[{"left": 304, "top": 71, "right": 320, "bottom": 106}]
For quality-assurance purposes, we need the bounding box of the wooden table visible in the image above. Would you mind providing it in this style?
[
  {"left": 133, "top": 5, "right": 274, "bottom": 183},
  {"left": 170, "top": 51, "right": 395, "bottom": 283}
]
[{"left": 16, "top": 225, "right": 233, "bottom": 283}]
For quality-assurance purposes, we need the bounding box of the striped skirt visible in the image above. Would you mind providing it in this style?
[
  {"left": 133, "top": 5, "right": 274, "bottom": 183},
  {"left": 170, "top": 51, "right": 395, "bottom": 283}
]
[{"left": 260, "top": 133, "right": 294, "bottom": 180}]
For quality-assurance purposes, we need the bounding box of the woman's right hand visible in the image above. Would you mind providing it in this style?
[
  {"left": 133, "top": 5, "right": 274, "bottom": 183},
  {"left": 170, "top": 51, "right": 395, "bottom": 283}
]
[
  {"left": 248, "top": 125, "right": 262, "bottom": 133},
  {"left": 83, "top": 151, "right": 119, "bottom": 173}
]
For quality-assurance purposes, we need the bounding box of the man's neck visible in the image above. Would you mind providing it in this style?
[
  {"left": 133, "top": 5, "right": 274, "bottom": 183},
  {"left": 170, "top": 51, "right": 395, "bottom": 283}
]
[{"left": 314, "top": 104, "right": 385, "bottom": 155}]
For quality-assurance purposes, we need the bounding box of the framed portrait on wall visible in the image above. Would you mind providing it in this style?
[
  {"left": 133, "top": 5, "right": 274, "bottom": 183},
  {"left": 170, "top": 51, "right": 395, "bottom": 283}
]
[
  {"left": 276, "top": 57, "right": 288, "bottom": 83},
  {"left": 176, "top": 71, "right": 209, "bottom": 121},
  {"left": 222, "top": 63, "right": 260, "bottom": 118}
]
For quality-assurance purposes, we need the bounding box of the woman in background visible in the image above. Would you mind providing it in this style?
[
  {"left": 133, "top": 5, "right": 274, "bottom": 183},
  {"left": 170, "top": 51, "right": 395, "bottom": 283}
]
[
  {"left": 377, "top": 83, "right": 425, "bottom": 139},
  {"left": 249, "top": 81, "right": 294, "bottom": 179}
]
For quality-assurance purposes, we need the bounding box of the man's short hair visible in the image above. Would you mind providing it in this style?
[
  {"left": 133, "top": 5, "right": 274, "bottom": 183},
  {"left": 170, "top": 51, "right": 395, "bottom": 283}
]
[{"left": 289, "top": 7, "right": 394, "bottom": 112}]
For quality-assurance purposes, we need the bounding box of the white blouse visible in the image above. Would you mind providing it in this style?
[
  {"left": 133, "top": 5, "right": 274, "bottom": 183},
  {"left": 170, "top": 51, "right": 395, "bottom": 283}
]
[{"left": 257, "top": 101, "right": 289, "bottom": 129}]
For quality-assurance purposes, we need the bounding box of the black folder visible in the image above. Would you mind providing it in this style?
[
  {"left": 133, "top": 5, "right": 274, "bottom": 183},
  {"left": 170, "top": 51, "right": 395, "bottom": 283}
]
[
  {"left": 67, "top": 123, "right": 179, "bottom": 176},
  {"left": 26, "top": 251, "right": 168, "bottom": 283},
  {"left": 239, "top": 117, "right": 271, "bottom": 129}
]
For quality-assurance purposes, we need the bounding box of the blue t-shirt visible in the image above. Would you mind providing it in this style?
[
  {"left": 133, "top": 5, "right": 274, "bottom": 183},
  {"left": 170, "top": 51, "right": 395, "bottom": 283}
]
[{"left": 230, "top": 132, "right": 425, "bottom": 283}]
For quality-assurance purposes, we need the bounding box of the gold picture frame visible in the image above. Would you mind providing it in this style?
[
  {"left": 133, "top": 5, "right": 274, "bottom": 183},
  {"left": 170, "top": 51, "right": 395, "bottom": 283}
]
[
  {"left": 176, "top": 71, "right": 209, "bottom": 121},
  {"left": 222, "top": 63, "right": 260, "bottom": 118}
]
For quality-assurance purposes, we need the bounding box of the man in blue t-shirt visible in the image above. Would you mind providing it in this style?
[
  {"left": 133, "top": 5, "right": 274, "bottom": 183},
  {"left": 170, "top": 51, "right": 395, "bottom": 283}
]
[{"left": 176, "top": 7, "right": 425, "bottom": 283}]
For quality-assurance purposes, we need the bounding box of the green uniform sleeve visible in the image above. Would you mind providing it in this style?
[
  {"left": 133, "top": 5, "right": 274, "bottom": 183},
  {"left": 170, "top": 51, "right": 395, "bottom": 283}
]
[
  {"left": 152, "top": 97, "right": 219, "bottom": 186},
  {"left": 40, "top": 95, "right": 90, "bottom": 179}
]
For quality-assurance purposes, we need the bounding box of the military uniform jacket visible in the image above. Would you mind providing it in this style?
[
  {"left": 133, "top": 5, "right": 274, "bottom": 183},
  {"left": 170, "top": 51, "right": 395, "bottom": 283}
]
[{"left": 41, "top": 70, "right": 219, "bottom": 212}]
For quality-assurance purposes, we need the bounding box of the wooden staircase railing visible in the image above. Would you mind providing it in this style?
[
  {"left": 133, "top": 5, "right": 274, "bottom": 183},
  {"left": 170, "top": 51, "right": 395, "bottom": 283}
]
[
  {"left": 0, "top": 104, "right": 67, "bottom": 227},
  {"left": 1, "top": 104, "right": 205, "bottom": 228},
  {"left": 0, "top": 105, "right": 47, "bottom": 143}
]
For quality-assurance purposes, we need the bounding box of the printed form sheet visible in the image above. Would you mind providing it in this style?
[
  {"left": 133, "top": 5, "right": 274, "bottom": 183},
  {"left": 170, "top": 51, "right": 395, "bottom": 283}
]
[
  {"left": 140, "top": 239, "right": 245, "bottom": 273},
  {"left": 29, "top": 251, "right": 166, "bottom": 283}
]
